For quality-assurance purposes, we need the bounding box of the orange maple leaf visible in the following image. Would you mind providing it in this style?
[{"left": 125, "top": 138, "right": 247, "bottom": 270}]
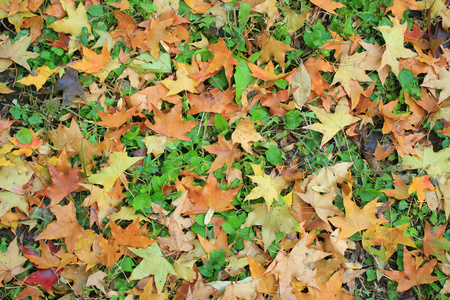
[
  {"left": 408, "top": 175, "right": 435, "bottom": 203},
  {"left": 147, "top": 104, "right": 199, "bottom": 142},
  {"left": 387, "top": 0, "right": 420, "bottom": 20},
  {"left": 187, "top": 88, "right": 236, "bottom": 115},
  {"left": 202, "top": 135, "right": 242, "bottom": 173},
  {"left": 96, "top": 105, "right": 141, "bottom": 128},
  {"left": 248, "top": 61, "right": 285, "bottom": 81},
  {"left": 110, "top": 218, "right": 154, "bottom": 248},
  {"left": 9, "top": 128, "right": 42, "bottom": 157},
  {"left": 184, "top": 0, "right": 214, "bottom": 14},
  {"left": 382, "top": 173, "right": 411, "bottom": 200},
  {"left": 382, "top": 246, "right": 440, "bottom": 292},
  {"left": 182, "top": 173, "right": 241, "bottom": 215},
  {"left": 193, "top": 37, "right": 240, "bottom": 83},
  {"left": 131, "top": 18, "right": 179, "bottom": 59},
  {"left": 310, "top": 0, "right": 346, "bottom": 15},
  {"left": 36, "top": 202, "right": 88, "bottom": 253},
  {"left": 198, "top": 229, "right": 228, "bottom": 255},
  {"left": 70, "top": 43, "right": 110, "bottom": 73},
  {"left": 36, "top": 162, "right": 80, "bottom": 207}
]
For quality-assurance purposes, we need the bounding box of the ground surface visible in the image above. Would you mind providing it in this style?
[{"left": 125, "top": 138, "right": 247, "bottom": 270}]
[{"left": 0, "top": 0, "right": 450, "bottom": 299}]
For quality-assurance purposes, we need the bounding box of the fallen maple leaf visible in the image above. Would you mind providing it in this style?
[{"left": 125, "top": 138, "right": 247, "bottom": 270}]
[
  {"left": 182, "top": 173, "right": 241, "bottom": 215},
  {"left": 254, "top": 32, "right": 294, "bottom": 71},
  {"left": 36, "top": 162, "right": 79, "bottom": 207},
  {"left": 9, "top": 128, "right": 43, "bottom": 157},
  {"left": 303, "top": 269, "right": 346, "bottom": 299},
  {"left": 132, "top": 18, "right": 179, "bottom": 59},
  {"left": 329, "top": 195, "right": 388, "bottom": 240},
  {"left": 248, "top": 61, "right": 285, "bottom": 81},
  {"left": 423, "top": 221, "right": 450, "bottom": 263},
  {"left": 161, "top": 64, "right": 200, "bottom": 96},
  {"left": 0, "top": 35, "right": 38, "bottom": 71},
  {"left": 362, "top": 223, "right": 416, "bottom": 262},
  {"left": 110, "top": 217, "right": 154, "bottom": 248},
  {"left": 266, "top": 234, "right": 331, "bottom": 295},
  {"left": 156, "top": 192, "right": 196, "bottom": 253},
  {"left": 247, "top": 256, "right": 277, "bottom": 295},
  {"left": 52, "top": 67, "right": 86, "bottom": 105},
  {"left": 296, "top": 162, "right": 352, "bottom": 223},
  {"left": 387, "top": 0, "right": 421, "bottom": 19},
  {"left": 147, "top": 104, "right": 199, "bottom": 142},
  {"left": 382, "top": 173, "right": 410, "bottom": 200},
  {"left": 22, "top": 241, "right": 60, "bottom": 270},
  {"left": 310, "top": 0, "right": 346, "bottom": 15},
  {"left": 17, "top": 65, "right": 59, "bottom": 90},
  {"left": 408, "top": 175, "right": 436, "bottom": 203},
  {"left": 96, "top": 105, "right": 140, "bottom": 128},
  {"left": 331, "top": 52, "right": 372, "bottom": 109},
  {"left": 129, "top": 243, "right": 176, "bottom": 293},
  {"left": 231, "top": 118, "right": 263, "bottom": 155},
  {"left": 80, "top": 184, "right": 122, "bottom": 226},
  {"left": 15, "top": 286, "right": 45, "bottom": 300},
  {"left": 25, "top": 268, "right": 63, "bottom": 291},
  {"left": 0, "top": 192, "right": 28, "bottom": 219},
  {"left": 47, "top": 0, "right": 91, "bottom": 41},
  {"left": 202, "top": 134, "right": 242, "bottom": 173},
  {"left": 421, "top": 66, "right": 450, "bottom": 103},
  {"left": 402, "top": 142, "right": 450, "bottom": 175},
  {"left": 89, "top": 151, "right": 143, "bottom": 191},
  {"left": 304, "top": 100, "right": 360, "bottom": 147},
  {"left": 0, "top": 238, "right": 27, "bottom": 286},
  {"left": 36, "top": 202, "right": 88, "bottom": 253},
  {"left": 244, "top": 163, "right": 289, "bottom": 210},
  {"left": 382, "top": 246, "right": 440, "bottom": 292},
  {"left": 376, "top": 17, "right": 417, "bottom": 76},
  {"left": 86, "top": 271, "right": 108, "bottom": 295},
  {"left": 243, "top": 204, "right": 297, "bottom": 251},
  {"left": 70, "top": 43, "right": 111, "bottom": 74},
  {"left": 184, "top": 0, "right": 213, "bottom": 15},
  {"left": 187, "top": 88, "right": 236, "bottom": 115},
  {"left": 193, "top": 37, "right": 240, "bottom": 83}
]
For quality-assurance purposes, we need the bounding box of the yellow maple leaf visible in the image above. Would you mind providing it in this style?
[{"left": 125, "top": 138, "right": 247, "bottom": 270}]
[
  {"left": 304, "top": 100, "right": 360, "bottom": 147},
  {"left": 329, "top": 197, "right": 388, "bottom": 239},
  {"left": 48, "top": 0, "right": 91, "bottom": 39},
  {"left": 376, "top": 17, "right": 416, "bottom": 76},
  {"left": 18, "top": 65, "right": 59, "bottom": 90},
  {"left": 89, "top": 152, "right": 143, "bottom": 191},
  {"left": 331, "top": 52, "right": 372, "bottom": 109},
  {"left": 244, "top": 163, "right": 289, "bottom": 210},
  {"left": 161, "top": 63, "right": 200, "bottom": 96}
]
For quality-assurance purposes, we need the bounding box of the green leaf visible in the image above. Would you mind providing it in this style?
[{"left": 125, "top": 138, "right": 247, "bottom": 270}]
[
  {"left": 128, "top": 243, "right": 176, "bottom": 293},
  {"left": 266, "top": 145, "right": 283, "bottom": 166},
  {"left": 28, "top": 113, "right": 43, "bottom": 126},
  {"left": 234, "top": 57, "right": 256, "bottom": 101},
  {"left": 214, "top": 114, "right": 228, "bottom": 131},
  {"left": 15, "top": 128, "right": 33, "bottom": 144},
  {"left": 87, "top": 5, "right": 104, "bottom": 17},
  {"left": 285, "top": 110, "right": 303, "bottom": 129},
  {"left": 134, "top": 52, "right": 172, "bottom": 73},
  {"left": 132, "top": 193, "right": 152, "bottom": 211},
  {"left": 398, "top": 69, "right": 421, "bottom": 99},
  {"left": 238, "top": 3, "right": 251, "bottom": 26}
]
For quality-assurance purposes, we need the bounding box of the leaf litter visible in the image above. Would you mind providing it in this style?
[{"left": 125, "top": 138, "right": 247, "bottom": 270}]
[{"left": 0, "top": 0, "right": 449, "bottom": 299}]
